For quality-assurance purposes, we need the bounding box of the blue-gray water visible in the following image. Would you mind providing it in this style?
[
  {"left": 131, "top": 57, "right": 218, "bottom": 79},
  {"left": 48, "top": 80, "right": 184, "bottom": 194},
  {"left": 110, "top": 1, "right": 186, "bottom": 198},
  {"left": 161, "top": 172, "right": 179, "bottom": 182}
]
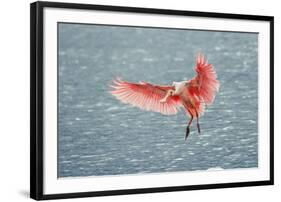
[{"left": 58, "top": 23, "right": 258, "bottom": 178}]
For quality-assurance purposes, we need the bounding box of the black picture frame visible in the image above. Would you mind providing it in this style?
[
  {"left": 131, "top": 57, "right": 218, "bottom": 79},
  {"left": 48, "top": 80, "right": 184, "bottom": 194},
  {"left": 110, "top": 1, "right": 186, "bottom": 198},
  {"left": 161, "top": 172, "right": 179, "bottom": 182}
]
[{"left": 30, "top": 1, "right": 274, "bottom": 200}]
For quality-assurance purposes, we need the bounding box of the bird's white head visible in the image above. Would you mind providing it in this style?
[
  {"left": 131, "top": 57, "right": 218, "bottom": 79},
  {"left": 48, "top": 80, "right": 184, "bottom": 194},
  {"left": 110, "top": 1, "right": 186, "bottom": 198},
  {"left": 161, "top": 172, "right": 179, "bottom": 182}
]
[
  {"left": 172, "top": 81, "right": 179, "bottom": 87},
  {"left": 172, "top": 81, "right": 188, "bottom": 94}
]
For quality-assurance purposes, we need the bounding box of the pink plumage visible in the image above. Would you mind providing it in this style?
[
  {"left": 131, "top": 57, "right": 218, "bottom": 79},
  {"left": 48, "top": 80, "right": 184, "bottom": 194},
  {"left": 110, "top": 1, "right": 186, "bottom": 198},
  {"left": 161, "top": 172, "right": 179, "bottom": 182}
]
[
  {"left": 189, "top": 54, "right": 220, "bottom": 105},
  {"left": 110, "top": 79, "right": 182, "bottom": 115},
  {"left": 110, "top": 54, "right": 219, "bottom": 139}
]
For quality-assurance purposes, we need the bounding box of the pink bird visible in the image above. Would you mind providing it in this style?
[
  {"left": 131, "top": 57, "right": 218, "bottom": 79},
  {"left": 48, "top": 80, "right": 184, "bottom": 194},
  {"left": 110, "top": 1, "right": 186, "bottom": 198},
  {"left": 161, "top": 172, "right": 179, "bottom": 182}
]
[{"left": 110, "top": 54, "right": 219, "bottom": 140}]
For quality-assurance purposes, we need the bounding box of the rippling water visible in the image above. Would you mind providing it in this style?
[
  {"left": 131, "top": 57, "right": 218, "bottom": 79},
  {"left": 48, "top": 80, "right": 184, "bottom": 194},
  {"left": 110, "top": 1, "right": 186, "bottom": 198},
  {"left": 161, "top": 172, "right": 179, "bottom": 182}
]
[{"left": 58, "top": 23, "right": 258, "bottom": 177}]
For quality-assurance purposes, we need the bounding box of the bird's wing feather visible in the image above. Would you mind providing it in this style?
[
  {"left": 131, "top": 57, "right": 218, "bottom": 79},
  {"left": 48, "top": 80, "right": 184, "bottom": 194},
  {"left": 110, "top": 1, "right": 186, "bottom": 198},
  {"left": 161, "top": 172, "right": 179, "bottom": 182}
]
[
  {"left": 110, "top": 78, "right": 182, "bottom": 115},
  {"left": 188, "top": 54, "right": 220, "bottom": 105}
]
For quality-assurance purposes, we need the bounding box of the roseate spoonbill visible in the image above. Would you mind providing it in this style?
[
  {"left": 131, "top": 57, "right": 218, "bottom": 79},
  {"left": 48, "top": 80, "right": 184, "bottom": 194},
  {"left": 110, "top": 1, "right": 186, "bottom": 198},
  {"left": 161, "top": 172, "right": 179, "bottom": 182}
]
[{"left": 110, "top": 54, "right": 219, "bottom": 140}]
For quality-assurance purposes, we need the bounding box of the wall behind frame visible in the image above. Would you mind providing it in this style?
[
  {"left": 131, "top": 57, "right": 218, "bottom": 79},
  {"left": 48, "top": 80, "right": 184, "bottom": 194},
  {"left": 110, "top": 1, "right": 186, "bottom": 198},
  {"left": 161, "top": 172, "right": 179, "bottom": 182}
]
[{"left": 0, "top": 0, "right": 279, "bottom": 202}]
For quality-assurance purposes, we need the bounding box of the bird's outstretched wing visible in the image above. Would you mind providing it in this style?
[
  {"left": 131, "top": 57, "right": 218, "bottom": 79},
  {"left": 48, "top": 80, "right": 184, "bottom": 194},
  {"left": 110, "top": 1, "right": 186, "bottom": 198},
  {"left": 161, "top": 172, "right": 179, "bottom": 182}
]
[
  {"left": 188, "top": 54, "right": 220, "bottom": 105},
  {"left": 110, "top": 78, "right": 182, "bottom": 115}
]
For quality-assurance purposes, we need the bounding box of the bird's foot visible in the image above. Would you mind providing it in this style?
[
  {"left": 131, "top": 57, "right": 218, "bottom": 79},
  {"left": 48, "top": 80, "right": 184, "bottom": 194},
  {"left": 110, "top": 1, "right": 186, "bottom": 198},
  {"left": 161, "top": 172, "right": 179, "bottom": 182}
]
[
  {"left": 185, "top": 126, "right": 190, "bottom": 141},
  {"left": 197, "top": 123, "right": 201, "bottom": 134}
]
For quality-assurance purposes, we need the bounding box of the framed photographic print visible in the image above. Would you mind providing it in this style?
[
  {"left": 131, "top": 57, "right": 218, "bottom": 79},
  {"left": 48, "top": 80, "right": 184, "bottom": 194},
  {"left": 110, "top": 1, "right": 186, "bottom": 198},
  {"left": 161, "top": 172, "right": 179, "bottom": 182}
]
[{"left": 30, "top": 1, "right": 274, "bottom": 200}]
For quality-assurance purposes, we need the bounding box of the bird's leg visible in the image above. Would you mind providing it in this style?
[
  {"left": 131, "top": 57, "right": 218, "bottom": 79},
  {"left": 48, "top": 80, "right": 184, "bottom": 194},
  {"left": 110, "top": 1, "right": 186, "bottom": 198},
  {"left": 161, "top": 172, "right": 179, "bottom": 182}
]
[
  {"left": 197, "top": 119, "right": 201, "bottom": 134},
  {"left": 195, "top": 110, "right": 201, "bottom": 134},
  {"left": 185, "top": 114, "right": 193, "bottom": 141},
  {"left": 160, "top": 90, "right": 173, "bottom": 103}
]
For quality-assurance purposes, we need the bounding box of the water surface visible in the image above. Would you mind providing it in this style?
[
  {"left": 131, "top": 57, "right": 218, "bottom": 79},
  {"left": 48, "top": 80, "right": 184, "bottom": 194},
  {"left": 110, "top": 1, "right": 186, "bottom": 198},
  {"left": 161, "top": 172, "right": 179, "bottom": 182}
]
[{"left": 58, "top": 23, "right": 258, "bottom": 177}]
